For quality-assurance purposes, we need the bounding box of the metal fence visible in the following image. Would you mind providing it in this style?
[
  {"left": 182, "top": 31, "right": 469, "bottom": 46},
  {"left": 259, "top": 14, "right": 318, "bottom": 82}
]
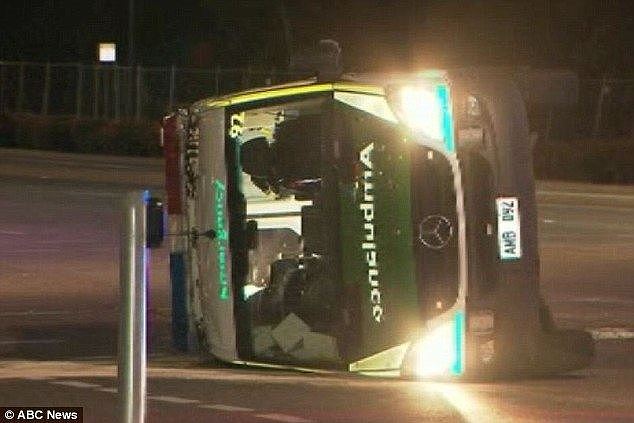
[
  {"left": 0, "top": 61, "right": 293, "bottom": 121},
  {"left": 526, "top": 77, "right": 634, "bottom": 142},
  {"left": 1, "top": 60, "right": 633, "bottom": 141}
]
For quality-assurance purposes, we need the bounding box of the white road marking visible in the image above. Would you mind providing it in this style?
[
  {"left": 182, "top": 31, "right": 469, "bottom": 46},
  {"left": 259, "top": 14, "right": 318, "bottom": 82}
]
[
  {"left": 0, "top": 230, "right": 25, "bottom": 235},
  {"left": 589, "top": 328, "right": 634, "bottom": 340},
  {"left": 199, "top": 404, "right": 254, "bottom": 412},
  {"left": 0, "top": 310, "right": 71, "bottom": 317},
  {"left": 147, "top": 395, "right": 200, "bottom": 404},
  {"left": 255, "top": 413, "right": 312, "bottom": 423},
  {"left": 0, "top": 339, "right": 65, "bottom": 345},
  {"left": 73, "top": 355, "right": 116, "bottom": 360},
  {"left": 542, "top": 218, "right": 556, "bottom": 223},
  {"left": 66, "top": 190, "right": 124, "bottom": 198},
  {"left": 552, "top": 297, "right": 634, "bottom": 306},
  {"left": 2, "top": 248, "right": 61, "bottom": 253},
  {"left": 97, "top": 387, "right": 117, "bottom": 393},
  {"left": 538, "top": 190, "right": 634, "bottom": 200},
  {"left": 37, "top": 239, "right": 106, "bottom": 245},
  {"left": 50, "top": 381, "right": 102, "bottom": 389}
]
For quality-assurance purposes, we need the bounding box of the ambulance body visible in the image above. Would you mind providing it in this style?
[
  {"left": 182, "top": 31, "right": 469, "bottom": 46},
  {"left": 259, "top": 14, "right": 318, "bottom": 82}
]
[{"left": 162, "top": 71, "right": 593, "bottom": 378}]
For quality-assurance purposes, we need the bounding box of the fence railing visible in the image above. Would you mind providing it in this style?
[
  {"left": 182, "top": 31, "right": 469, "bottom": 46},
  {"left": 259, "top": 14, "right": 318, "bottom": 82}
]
[
  {"left": 526, "top": 76, "right": 634, "bottom": 142},
  {"left": 1, "top": 60, "right": 633, "bottom": 141},
  {"left": 0, "top": 61, "right": 296, "bottom": 121}
]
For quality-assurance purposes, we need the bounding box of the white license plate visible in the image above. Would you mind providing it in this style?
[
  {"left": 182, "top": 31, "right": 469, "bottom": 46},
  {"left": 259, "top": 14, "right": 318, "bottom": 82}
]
[{"left": 496, "top": 197, "right": 521, "bottom": 260}]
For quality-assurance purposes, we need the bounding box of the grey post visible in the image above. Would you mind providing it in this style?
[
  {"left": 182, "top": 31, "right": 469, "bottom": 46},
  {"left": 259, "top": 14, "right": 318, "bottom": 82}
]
[
  {"left": 76, "top": 64, "right": 83, "bottom": 118},
  {"left": 114, "top": 65, "right": 121, "bottom": 121},
  {"left": 214, "top": 64, "right": 220, "bottom": 95},
  {"left": 593, "top": 75, "right": 608, "bottom": 140},
  {"left": 119, "top": 190, "right": 148, "bottom": 423},
  {"left": 135, "top": 65, "right": 142, "bottom": 122},
  {"left": 128, "top": 0, "right": 135, "bottom": 66},
  {"left": 41, "top": 62, "right": 51, "bottom": 115},
  {"left": 168, "top": 64, "right": 176, "bottom": 110},
  {"left": 0, "top": 62, "right": 5, "bottom": 113},
  {"left": 104, "top": 68, "right": 110, "bottom": 119},
  {"left": 93, "top": 65, "right": 100, "bottom": 118},
  {"left": 16, "top": 62, "right": 25, "bottom": 112}
]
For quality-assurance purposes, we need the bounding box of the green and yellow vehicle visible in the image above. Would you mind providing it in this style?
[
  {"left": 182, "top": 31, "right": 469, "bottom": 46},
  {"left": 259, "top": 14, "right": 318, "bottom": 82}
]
[{"left": 162, "top": 69, "right": 593, "bottom": 378}]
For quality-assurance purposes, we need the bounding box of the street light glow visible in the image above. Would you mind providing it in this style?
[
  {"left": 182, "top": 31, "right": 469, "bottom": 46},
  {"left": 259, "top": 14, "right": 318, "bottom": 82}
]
[{"left": 98, "top": 43, "right": 117, "bottom": 62}]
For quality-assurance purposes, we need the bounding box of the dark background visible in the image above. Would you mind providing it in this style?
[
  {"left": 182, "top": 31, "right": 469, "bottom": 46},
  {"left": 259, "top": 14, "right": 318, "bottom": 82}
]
[
  {"left": 1, "top": 1, "right": 632, "bottom": 183},
  {"left": 1, "top": 0, "right": 632, "bottom": 77}
]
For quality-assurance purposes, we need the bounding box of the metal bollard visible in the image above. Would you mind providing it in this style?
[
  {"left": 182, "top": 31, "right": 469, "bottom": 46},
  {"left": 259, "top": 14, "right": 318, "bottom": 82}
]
[{"left": 119, "top": 190, "right": 148, "bottom": 423}]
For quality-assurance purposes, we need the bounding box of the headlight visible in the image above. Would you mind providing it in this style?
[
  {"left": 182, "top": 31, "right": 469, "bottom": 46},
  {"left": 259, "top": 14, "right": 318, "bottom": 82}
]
[
  {"left": 388, "top": 84, "right": 455, "bottom": 153},
  {"left": 412, "top": 311, "right": 465, "bottom": 377},
  {"left": 398, "top": 86, "right": 443, "bottom": 140}
]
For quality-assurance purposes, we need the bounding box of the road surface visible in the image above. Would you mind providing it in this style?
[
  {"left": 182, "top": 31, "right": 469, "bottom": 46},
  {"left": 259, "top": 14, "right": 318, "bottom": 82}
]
[{"left": 1, "top": 148, "right": 633, "bottom": 422}]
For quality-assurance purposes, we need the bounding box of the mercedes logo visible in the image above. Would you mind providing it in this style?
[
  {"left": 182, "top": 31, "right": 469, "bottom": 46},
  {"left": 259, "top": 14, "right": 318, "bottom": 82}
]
[{"left": 418, "top": 215, "right": 454, "bottom": 249}]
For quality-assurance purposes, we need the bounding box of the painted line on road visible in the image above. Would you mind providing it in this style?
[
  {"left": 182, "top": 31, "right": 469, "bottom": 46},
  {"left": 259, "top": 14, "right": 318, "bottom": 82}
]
[
  {"left": 23, "top": 376, "right": 53, "bottom": 381},
  {"left": 199, "top": 404, "right": 254, "bottom": 412},
  {"left": 44, "top": 379, "right": 310, "bottom": 423},
  {"left": 552, "top": 297, "right": 634, "bottom": 306},
  {"left": 0, "top": 310, "right": 72, "bottom": 317},
  {"left": 71, "top": 355, "right": 116, "bottom": 361},
  {"left": 538, "top": 190, "right": 634, "bottom": 200},
  {"left": 589, "top": 328, "right": 634, "bottom": 340},
  {"left": 0, "top": 230, "right": 25, "bottom": 235},
  {"left": 50, "top": 381, "right": 102, "bottom": 389},
  {"left": 255, "top": 413, "right": 313, "bottom": 423},
  {"left": 2, "top": 248, "right": 61, "bottom": 254},
  {"left": 147, "top": 395, "right": 200, "bottom": 405},
  {"left": 37, "top": 239, "right": 109, "bottom": 245},
  {"left": 0, "top": 339, "right": 65, "bottom": 345},
  {"left": 12, "top": 185, "right": 124, "bottom": 198}
]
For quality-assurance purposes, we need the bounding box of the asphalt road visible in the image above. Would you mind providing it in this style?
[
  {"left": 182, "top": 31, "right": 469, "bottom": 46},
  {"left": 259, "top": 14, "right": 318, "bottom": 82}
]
[{"left": 1, "top": 148, "right": 633, "bottom": 422}]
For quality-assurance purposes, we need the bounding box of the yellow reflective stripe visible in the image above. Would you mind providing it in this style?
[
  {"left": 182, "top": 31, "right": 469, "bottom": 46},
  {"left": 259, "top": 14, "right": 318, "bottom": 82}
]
[
  {"left": 226, "top": 83, "right": 334, "bottom": 106},
  {"left": 332, "top": 82, "right": 384, "bottom": 96},
  {"left": 198, "top": 82, "right": 385, "bottom": 110},
  {"left": 199, "top": 84, "right": 333, "bottom": 109}
]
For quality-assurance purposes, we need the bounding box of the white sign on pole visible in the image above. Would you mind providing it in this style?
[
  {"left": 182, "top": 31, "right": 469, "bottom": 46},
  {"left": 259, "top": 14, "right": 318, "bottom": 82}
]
[{"left": 496, "top": 197, "right": 521, "bottom": 260}]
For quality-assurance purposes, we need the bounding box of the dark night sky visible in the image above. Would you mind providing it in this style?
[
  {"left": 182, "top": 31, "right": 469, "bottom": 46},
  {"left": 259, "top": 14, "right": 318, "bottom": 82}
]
[{"left": 1, "top": 1, "right": 632, "bottom": 77}]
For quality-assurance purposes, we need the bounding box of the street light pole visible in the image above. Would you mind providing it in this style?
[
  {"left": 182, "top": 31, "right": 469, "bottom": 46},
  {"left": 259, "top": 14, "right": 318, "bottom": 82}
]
[
  {"left": 128, "top": 0, "right": 135, "bottom": 119},
  {"left": 128, "top": 0, "right": 134, "bottom": 66}
]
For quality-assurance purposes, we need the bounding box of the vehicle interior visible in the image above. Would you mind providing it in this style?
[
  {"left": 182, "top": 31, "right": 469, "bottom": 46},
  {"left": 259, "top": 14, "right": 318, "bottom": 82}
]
[{"left": 230, "top": 97, "right": 343, "bottom": 364}]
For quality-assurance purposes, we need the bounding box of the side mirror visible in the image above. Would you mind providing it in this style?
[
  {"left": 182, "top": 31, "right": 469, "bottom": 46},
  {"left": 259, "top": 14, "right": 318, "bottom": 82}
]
[
  {"left": 147, "top": 197, "right": 165, "bottom": 248},
  {"left": 246, "top": 219, "right": 258, "bottom": 250}
]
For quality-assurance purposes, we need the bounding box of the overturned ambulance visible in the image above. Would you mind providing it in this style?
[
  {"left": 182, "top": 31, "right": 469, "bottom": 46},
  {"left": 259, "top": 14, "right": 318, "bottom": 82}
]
[{"left": 162, "top": 70, "right": 593, "bottom": 378}]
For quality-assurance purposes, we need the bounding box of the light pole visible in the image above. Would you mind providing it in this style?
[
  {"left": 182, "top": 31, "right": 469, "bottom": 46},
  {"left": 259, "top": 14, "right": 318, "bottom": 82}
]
[
  {"left": 128, "top": 0, "right": 135, "bottom": 119},
  {"left": 128, "top": 0, "right": 134, "bottom": 66}
]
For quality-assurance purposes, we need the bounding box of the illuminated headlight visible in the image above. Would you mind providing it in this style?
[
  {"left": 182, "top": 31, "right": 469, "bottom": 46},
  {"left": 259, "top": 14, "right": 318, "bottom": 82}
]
[
  {"left": 411, "top": 312, "right": 465, "bottom": 377},
  {"left": 397, "top": 86, "right": 443, "bottom": 140}
]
